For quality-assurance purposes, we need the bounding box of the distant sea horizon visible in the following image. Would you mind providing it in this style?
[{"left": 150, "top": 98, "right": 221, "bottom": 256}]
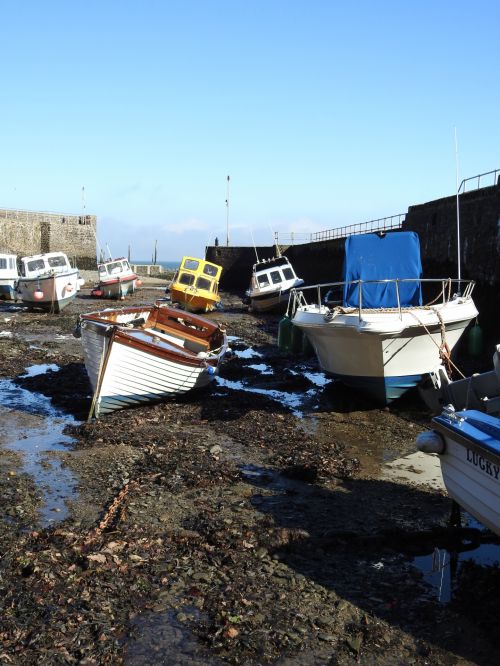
[{"left": 131, "top": 260, "right": 180, "bottom": 270}]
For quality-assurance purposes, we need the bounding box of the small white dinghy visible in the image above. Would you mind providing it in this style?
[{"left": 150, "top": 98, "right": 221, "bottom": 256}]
[
  {"left": 417, "top": 407, "right": 500, "bottom": 537},
  {"left": 78, "top": 303, "right": 228, "bottom": 418},
  {"left": 16, "top": 252, "right": 80, "bottom": 313}
]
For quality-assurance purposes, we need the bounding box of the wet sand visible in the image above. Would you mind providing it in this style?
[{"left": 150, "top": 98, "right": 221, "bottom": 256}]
[{"left": 0, "top": 279, "right": 499, "bottom": 665}]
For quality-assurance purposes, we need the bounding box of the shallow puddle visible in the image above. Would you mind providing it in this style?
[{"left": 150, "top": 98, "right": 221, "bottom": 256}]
[
  {"left": 125, "top": 606, "right": 223, "bottom": 666},
  {"left": 0, "top": 365, "right": 78, "bottom": 526},
  {"left": 412, "top": 514, "right": 500, "bottom": 603}
]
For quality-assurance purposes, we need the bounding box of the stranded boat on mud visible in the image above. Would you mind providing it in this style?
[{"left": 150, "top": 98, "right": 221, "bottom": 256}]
[
  {"left": 417, "top": 406, "right": 500, "bottom": 537},
  {"left": 0, "top": 253, "right": 18, "bottom": 300},
  {"left": 419, "top": 344, "right": 500, "bottom": 416},
  {"left": 246, "top": 255, "right": 304, "bottom": 313},
  {"left": 169, "top": 256, "right": 222, "bottom": 313},
  {"left": 16, "top": 252, "right": 83, "bottom": 313},
  {"left": 290, "top": 231, "right": 478, "bottom": 404},
  {"left": 78, "top": 303, "right": 228, "bottom": 418},
  {"left": 91, "top": 257, "right": 138, "bottom": 300}
]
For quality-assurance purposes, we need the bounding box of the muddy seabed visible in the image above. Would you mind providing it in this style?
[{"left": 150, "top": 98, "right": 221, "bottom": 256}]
[{"left": 1, "top": 283, "right": 499, "bottom": 666}]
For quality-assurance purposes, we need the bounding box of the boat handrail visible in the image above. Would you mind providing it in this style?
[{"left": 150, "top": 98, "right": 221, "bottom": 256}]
[{"left": 290, "top": 277, "right": 476, "bottom": 321}]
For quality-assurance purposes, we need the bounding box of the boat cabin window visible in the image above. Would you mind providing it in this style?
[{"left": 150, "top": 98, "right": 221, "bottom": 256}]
[
  {"left": 27, "top": 259, "right": 46, "bottom": 273},
  {"left": 282, "top": 267, "right": 294, "bottom": 280},
  {"left": 183, "top": 259, "right": 199, "bottom": 271},
  {"left": 123, "top": 261, "right": 131, "bottom": 271},
  {"left": 178, "top": 272, "right": 195, "bottom": 286},
  {"left": 196, "top": 276, "right": 211, "bottom": 291},
  {"left": 48, "top": 255, "right": 68, "bottom": 268},
  {"left": 203, "top": 264, "right": 218, "bottom": 277},
  {"left": 257, "top": 274, "right": 270, "bottom": 287},
  {"left": 0, "top": 258, "right": 6, "bottom": 270},
  {"left": 270, "top": 270, "right": 282, "bottom": 285},
  {"left": 106, "top": 261, "right": 123, "bottom": 275}
]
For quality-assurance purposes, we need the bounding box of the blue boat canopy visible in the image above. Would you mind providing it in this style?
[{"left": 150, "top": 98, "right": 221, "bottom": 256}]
[{"left": 343, "top": 232, "right": 423, "bottom": 308}]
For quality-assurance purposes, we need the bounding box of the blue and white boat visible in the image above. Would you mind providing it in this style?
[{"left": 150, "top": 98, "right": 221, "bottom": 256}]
[
  {"left": 0, "top": 253, "right": 18, "bottom": 300},
  {"left": 417, "top": 408, "right": 500, "bottom": 536},
  {"left": 291, "top": 232, "right": 478, "bottom": 404}
]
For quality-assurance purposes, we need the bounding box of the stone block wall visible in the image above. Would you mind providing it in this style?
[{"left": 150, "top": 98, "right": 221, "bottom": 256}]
[{"left": 0, "top": 209, "right": 97, "bottom": 269}]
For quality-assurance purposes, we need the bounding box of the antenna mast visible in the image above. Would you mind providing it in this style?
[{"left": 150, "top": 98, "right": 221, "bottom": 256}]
[
  {"left": 225, "top": 175, "right": 230, "bottom": 247},
  {"left": 454, "top": 127, "right": 461, "bottom": 282}
]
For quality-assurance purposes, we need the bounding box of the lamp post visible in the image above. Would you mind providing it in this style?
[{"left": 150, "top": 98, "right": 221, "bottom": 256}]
[{"left": 225, "top": 175, "right": 230, "bottom": 247}]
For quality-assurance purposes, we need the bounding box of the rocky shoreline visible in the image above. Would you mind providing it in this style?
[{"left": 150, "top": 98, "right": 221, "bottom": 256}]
[{"left": 0, "top": 282, "right": 499, "bottom": 665}]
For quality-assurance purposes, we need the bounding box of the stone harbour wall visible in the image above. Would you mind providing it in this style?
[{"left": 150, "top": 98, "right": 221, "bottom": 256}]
[
  {"left": 0, "top": 209, "right": 97, "bottom": 269},
  {"left": 206, "top": 183, "right": 500, "bottom": 337}
]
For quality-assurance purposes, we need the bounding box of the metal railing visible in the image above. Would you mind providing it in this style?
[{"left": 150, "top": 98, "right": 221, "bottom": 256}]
[
  {"left": 458, "top": 168, "right": 500, "bottom": 194},
  {"left": 275, "top": 213, "right": 405, "bottom": 246},
  {"left": 290, "top": 278, "right": 475, "bottom": 322}
]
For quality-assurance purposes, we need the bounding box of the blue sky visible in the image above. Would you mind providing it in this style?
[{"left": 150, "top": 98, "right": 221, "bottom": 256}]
[{"left": 0, "top": 0, "right": 499, "bottom": 261}]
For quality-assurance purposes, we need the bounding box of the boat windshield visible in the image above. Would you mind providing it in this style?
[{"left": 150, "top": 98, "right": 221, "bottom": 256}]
[
  {"left": 183, "top": 259, "right": 199, "bottom": 271},
  {"left": 48, "top": 255, "right": 69, "bottom": 268},
  {"left": 178, "top": 272, "right": 195, "bottom": 286},
  {"left": 283, "top": 267, "right": 294, "bottom": 280},
  {"left": 257, "top": 274, "right": 270, "bottom": 287},
  {"left": 203, "top": 264, "right": 218, "bottom": 277},
  {"left": 270, "top": 270, "right": 282, "bottom": 285},
  {"left": 27, "top": 259, "right": 46, "bottom": 273},
  {"left": 196, "top": 276, "right": 211, "bottom": 290}
]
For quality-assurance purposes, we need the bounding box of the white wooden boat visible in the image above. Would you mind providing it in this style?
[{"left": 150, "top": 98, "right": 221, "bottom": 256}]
[
  {"left": 78, "top": 303, "right": 228, "bottom": 418},
  {"left": 417, "top": 407, "right": 500, "bottom": 536},
  {"left": 16, "top": 252, "right": 80, "bottom": 312},
  {"left": 419, "top": 344, "right": 500, "bottom": 416},
  {"left": 91, "top": 257, "right": 138, "bottom": 300},
  {"left": 291, "top": 232, "right": 478, "bottom": 404},
  {"left": 246, "top": 255, "right": 304, "bottom": 312},
  {"left": 0, "top": 253, "right": 18, "bottom": 300}
]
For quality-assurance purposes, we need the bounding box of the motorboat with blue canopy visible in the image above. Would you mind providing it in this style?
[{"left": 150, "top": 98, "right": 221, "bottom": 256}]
[
  {"left": 417, "top": 408, "right": 500, "bottom": 536},
  {"left": 290, "top": 231, "right": 478, "bottom": 404}
]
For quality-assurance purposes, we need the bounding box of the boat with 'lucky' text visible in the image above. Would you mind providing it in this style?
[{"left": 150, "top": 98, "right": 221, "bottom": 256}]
[{"left": 77, "top": 302, "right": 228, "bottom": 418}]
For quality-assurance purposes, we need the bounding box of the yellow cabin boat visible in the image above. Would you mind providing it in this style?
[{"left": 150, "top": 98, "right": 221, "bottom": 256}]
[{"left": 169, "top": 256, "right": 223, "bottom": 313}]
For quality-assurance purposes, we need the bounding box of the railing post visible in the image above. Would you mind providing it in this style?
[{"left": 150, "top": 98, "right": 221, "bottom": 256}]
[
  {"left": 395, "top": 279, "right": 401, "bottom": 319},
  {"left": 358, "top": 280, "right": 363, "bottom": 322}
]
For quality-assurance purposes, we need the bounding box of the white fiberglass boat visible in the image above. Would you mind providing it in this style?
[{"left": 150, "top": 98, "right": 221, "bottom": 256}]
[
  {"left": 419, "top": 344, "right": 500, "bottom": 416},
  {"left": 0, "top": 253, "right": 18, "bottom": 300},
  {"left": 417, "top": 407, "right": 500, "bottom": 537},
  {"left": 246, "top": 255, "right": 304, "bottom": 313},
  {"left": 92, "top": 257, "right": 138, "bottom": 300},
  {"left": 78, "top": 303, "right": 228, "bottom": 418},
  {"left": 291, "top": 232, "right": 477, "bottom": 404},
  {"left": 16, "top": 252, "right": 81, "bottom": 313}
]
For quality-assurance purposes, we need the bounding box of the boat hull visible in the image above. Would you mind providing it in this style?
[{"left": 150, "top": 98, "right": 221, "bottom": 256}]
[
  {"left": 293, "top": 299, "right": 477, "bottom": 403},
  {"left": 433, "top": 411, "right": 500, "bottom": 536},
  {"left": 17, "top": 270, "right": 79, "bottom": 312},
  {"left": 170, "top": 288, "right": 219, "bottom": 313},
  {"left": 250, "top": 289, "right": 291, "bottom": 313},
  {"left": 98, "top": 276, "right": 137, "bottom": 299},
  {"left": 79, "top": 305, "right": 227, "bottom": 417}
]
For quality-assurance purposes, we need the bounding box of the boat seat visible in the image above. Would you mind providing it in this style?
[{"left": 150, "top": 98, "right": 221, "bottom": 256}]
[{"left": 145, "top": 326, "right": 210, "bottom": 353}]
